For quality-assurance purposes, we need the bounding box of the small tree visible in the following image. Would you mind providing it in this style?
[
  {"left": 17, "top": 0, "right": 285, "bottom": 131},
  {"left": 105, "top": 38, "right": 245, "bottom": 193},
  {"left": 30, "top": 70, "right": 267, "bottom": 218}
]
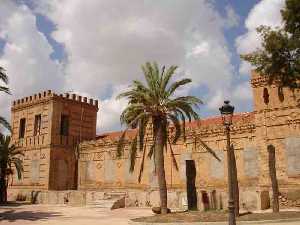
[
  {"left": 0, "top": 135, "right": 23, "bottom": 203},
  {"left": 241, "top": 0, "right": 300, "bottom": 89},
  {"left": 117, "top": 62, "right": 220, "bottom": 214}
]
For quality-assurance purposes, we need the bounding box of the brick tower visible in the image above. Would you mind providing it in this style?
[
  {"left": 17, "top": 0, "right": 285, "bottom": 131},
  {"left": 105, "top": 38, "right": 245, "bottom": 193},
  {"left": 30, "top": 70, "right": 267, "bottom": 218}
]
[
  {"left": 251, "top": 71, "right": 300, "bottom": 202},
  {"left": 9, "top": 90, "right": 98, "bottom": 193}
]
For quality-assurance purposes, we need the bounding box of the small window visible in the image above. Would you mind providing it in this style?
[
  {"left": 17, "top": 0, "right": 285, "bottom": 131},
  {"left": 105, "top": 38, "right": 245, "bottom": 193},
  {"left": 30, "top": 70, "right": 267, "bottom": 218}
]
[
  {"left": 263, "top": 88, "right": 269, "bottom": 104},
  {"left": 278, "top": 87, "right": 284, "bottom": 102},
  {"left": 19, "top": 118, "right": 26, "bottom": 138},
  {"left": 60, "top": 115, "right": 69, "bottom": 136},
  {"left": 34, "top": 114, "right": 42, "bottom": 136}
]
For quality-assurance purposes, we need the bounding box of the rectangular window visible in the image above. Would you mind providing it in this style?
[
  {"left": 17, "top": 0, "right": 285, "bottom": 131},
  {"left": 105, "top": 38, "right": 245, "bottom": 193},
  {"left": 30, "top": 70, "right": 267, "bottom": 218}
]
[
  {"left": 31, "top": 159, "right": 40, "bottom": 183},
  {"left": 285, "top": 137, "right": 300, "bottom": 176},
  {"left": 60, "top": 115, "right": 69, "bottom": 136},
  {"left": 244, "top": 147, "right": 258, "bottom": 177},
  {"left": 19, "top": 118, "right": 26, "bottom": 138},
  {"left": 34, "top": 114, "right": 42, "bottom": 136}
]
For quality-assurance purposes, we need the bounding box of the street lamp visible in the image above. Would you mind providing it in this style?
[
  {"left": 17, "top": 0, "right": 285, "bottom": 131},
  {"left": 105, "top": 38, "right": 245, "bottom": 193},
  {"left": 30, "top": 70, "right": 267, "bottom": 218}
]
[{"left": 219, "top": 100, "right": 236, "bottom": 225}]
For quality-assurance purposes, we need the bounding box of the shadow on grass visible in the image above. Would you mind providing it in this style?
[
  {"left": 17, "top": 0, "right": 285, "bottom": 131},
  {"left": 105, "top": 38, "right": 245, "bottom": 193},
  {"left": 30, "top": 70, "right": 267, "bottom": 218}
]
[
  {"left": 239, "top": 211, "right": 252, "bottom": 217},
  {"left": 0, "top": 201, "right": 32, "bottom": 207},
  {"left": 0, "top": 209, "right": 63, "bottom": 222}
]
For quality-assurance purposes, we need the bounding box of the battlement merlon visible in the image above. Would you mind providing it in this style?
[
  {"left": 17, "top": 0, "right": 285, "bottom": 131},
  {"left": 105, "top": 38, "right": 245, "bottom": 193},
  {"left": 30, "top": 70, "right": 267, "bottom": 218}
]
[
  {"left": 11, "top": 90, "right": 99, "bottom": 111},
  {"left": 250, "top": 70, "right": 269, "bottom": 88}
]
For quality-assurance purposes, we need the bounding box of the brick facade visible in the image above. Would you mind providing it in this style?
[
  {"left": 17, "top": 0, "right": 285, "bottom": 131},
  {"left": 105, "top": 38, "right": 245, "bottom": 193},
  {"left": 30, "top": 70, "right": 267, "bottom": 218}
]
[
  {"left": 8, "top": 71, "right": 300, "bottom": 210},
  {"left": 9, "top": 91, "right": 98, "bottom": 193}
]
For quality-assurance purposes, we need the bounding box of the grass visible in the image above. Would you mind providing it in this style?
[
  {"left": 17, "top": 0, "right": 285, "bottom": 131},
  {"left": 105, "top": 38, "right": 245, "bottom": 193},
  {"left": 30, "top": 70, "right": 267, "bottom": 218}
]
[{"left": 132, "top": 210, "right": 300, "bottom": 223}]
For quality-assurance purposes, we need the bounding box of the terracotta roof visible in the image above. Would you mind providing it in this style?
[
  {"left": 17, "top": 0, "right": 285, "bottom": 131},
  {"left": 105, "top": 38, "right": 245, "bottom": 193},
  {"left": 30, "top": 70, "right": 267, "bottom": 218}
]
[
  {"left": 96, "top": 112, "right": 254, "bottom": 140},
  {"left": 185, "top": 112, "right": 254, "bottom": 128},
  {"left": 96, "top": 129, "right": 137, "bottom": 141}
]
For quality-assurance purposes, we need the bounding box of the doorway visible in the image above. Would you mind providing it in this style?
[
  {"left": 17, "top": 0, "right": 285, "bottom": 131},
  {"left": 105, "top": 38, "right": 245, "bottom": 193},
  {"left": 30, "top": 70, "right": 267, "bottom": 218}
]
[
  {"left": 201, "top": 191, "right": 210, "bottom": 210},
  {"left": 186, "top": 160, "right": 197, "bottom": 210}
]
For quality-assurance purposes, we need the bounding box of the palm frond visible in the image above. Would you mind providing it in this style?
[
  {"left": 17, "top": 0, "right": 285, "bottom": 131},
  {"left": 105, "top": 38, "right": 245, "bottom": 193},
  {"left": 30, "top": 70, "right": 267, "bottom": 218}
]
[
  {"left": 129, "top": 135, "right": 138, "bottom": 172},
  {"left": 0, "top": 135, "right": 24, "bottom": 181},
  {"left": 12, "top": 158, "right": 23, "bottom": 180},
  {"left": 167, "top": 137, "right": 179, "bottom": 171},
  {"left": 0, "top": 116, "right": 11, "bottom": 131},
  {"left": 167, "top": 78, "right": 192, "bottom": 97},
  {"left": 197, "top": 137, "right": 221, "bottom": 162},
  {"left": 138, "top": 143, "right": 147, "bottom": 183},
  {"left": 0, "top": 86, "right": 11, "bottom": 94},
  {"left": 117, "top": 131, "right": 127, "bottom": 158},
  {"left": 160, "top": 65, "right": 177, "bottom": 94},
  {"left": 167, "top": 113, "right": 182, "bottom": 144},
  {"left": 0, "top": 67, "right": 8, "bottom": 84},
  {"left": 138, "top": 117, "right": 149, "bottom": 152},
  {"left": 147, "top": 143, "right": 155, "bottom": 159}
]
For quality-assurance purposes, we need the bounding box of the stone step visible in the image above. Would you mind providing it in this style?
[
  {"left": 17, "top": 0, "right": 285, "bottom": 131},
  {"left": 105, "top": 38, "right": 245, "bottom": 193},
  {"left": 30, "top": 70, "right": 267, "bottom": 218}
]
[
  {"left": 103, "top": 192, "right": 127, "bottom": 200},
  {"left": 87, "top": 199, "right": 117, "bottom": 208},
  {"left": 105, "top": 192, "right": 127, "bottom": 196}
]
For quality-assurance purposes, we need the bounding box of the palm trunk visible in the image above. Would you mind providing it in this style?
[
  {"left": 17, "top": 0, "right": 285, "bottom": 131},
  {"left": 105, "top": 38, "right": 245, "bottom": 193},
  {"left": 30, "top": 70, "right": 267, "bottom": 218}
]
[
  {"left": 153, "top": 117, "right": 168, "bottom": 214},
  {"left": 268, "top": 145, "right": 279, "bottom": 213}
]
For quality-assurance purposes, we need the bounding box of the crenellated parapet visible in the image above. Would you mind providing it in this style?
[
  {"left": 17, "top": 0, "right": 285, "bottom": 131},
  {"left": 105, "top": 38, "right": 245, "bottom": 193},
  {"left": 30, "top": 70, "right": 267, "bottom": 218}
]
[
  {"left": 12, "top": 90, "right": 99, "bottom": 110},
  {"left": 53, "top": 92, "right": 99, "bottom": 109},
  {"left": 12, "top": 90, "right": 54, "bottom": 110}
]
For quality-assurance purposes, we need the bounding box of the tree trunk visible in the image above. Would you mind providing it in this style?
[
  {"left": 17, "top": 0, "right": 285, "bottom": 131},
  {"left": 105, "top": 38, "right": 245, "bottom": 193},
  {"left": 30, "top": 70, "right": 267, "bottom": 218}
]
[
  {"left": 0, "top": 166, "right": 7, "bottom": 203},
  {"left": 153, "top": 117, "right": 168, "bottom": 214},
  {"left": 230, "top": 144, "right": 239, "bottom": 217},
  {"left": 268, "top": 145, "right": 279, "bottom": 213}
]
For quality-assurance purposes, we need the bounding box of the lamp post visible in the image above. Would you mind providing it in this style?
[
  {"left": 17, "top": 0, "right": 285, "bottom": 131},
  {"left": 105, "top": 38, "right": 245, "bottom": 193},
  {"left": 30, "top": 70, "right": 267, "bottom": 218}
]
[{"left": 219, "top": 100, "right": 235, "bottom": 225}]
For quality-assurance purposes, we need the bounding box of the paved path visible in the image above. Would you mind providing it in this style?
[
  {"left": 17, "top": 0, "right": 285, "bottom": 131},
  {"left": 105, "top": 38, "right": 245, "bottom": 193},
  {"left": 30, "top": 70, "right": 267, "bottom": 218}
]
[
  {"left": 0, "top": 204, "right": 152, "bottom": 225},
  {"left": 1, "top": 204, "right": 300, "bottom": 225}
]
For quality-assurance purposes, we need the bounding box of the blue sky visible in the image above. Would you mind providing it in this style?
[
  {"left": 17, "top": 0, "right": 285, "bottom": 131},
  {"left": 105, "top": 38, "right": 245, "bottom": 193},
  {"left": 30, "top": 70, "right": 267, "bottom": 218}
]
[{"left": 0, "top": 0, "right": 285, "bottom": 132}]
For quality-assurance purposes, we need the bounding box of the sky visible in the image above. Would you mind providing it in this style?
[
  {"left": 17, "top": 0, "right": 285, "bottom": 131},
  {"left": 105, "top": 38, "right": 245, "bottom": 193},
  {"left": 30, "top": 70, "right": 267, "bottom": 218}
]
[{"left": 0, "top": 0, "right": 285, "bottom": 133}]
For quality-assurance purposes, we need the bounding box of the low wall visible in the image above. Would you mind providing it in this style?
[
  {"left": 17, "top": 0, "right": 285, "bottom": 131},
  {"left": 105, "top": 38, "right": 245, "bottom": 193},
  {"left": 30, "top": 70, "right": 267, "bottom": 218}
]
[{"left": 7, "top": 188, "right": 274, "bottom": 211}]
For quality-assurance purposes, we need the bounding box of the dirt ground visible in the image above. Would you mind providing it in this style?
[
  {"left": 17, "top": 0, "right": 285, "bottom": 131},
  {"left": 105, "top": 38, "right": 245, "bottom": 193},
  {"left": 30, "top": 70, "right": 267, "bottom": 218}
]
[
  {"left": 0, "top": 203, "right": 153, "bottom": 225},
  {"left": 2, "top": 203, "right": 300, "bottom": 225}
]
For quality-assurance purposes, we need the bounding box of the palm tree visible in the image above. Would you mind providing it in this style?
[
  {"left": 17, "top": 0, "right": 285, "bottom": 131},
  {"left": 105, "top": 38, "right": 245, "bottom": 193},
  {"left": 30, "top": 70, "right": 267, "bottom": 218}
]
[
  {"left": 0, "top": 66, "right": 11, "bottom": 131},
  {"left": 0, "top": 134, "right": 23, "bottom": 203},
  {"left": 117, "top": 62, "right": 203, "bottom": 214}
]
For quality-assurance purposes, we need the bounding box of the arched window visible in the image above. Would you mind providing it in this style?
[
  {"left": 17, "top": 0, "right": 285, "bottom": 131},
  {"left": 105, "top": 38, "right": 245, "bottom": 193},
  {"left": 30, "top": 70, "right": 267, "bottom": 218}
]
[{"left": 263, "top": 88, "right": 269, "bottom": 104}]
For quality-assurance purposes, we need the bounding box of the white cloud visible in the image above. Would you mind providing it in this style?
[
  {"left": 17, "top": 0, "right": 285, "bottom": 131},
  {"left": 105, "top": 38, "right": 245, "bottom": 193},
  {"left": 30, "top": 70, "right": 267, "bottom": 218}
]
[
  {"left": 0, "top": 0, "right": 250, "bottom": 132},
  {"left": 225, "top": 5, "right": 240, "bottom": 28},
  {"left": 232, "top": 81, "right": 252, "bottom": 101},
  {"left": 98, "top": 85, "right": 128, "bottom": 132},
  {"left": 236, "top": 0, "right": 285, "bottom": 75},
  {"left": 206, "top": 91, "right": 226, "bottom": 110},
  {"left": 34, "top": 0, "right": 237, "bottom": 121},
  {"left": 0, "top": 0, "right": 63, "bottom": 123},
  {"left": 67, "top": 88, "right": 128, "bottom": 132}
]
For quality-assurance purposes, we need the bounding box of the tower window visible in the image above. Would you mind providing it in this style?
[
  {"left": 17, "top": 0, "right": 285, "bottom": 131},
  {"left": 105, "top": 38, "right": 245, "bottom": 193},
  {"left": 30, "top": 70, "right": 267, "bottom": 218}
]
[
  {"left": 278, "top": 87, "right": 284, "bottom": 102},
  {"left": 34, "top": 114, "right": 42, "bottom": 136},
  {"left": 263, "top": 88, "right": 269, "bottom": 104},
  {"left": 19, "top": 118, "right": 26, "bottom": 138},
  {"left": 60, "top": 115, "right": 69, "bottom": 136}
]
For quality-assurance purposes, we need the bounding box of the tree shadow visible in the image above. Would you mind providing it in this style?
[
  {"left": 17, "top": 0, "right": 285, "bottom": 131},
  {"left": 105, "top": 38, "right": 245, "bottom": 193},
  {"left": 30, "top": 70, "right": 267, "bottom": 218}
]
[
  {"left": 0, "top": 209, "right": 63, "bottom": 222},
  {"left": 0, "top": 201, "right": 32, "bottom": 207}
]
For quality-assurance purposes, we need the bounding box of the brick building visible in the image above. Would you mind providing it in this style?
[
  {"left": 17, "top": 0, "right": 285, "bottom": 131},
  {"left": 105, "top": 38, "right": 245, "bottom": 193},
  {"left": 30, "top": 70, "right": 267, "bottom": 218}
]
[
  {"left": 8, "top": 71, "right": 300, "bottom": 210},
  {"left": 9, "top": 91, "right": 98, "bottom": 191}
]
